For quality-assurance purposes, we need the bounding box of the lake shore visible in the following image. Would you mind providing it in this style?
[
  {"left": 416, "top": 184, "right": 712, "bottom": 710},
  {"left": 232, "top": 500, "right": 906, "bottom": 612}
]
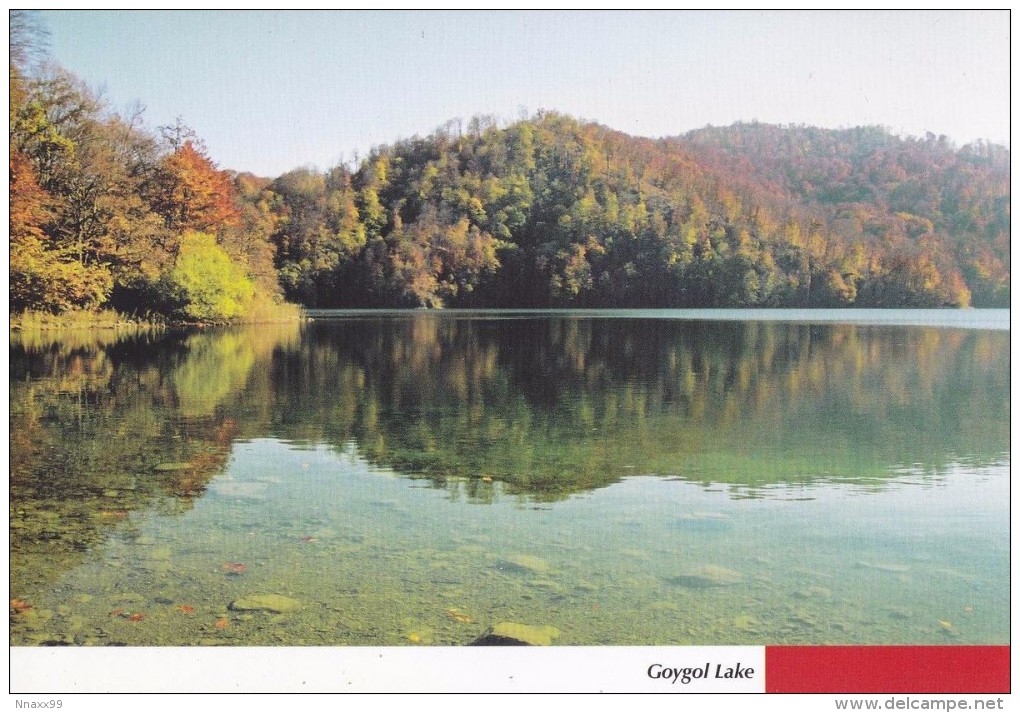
[{"left": 9, "top": 304, "right": 307, "bottom": 332}]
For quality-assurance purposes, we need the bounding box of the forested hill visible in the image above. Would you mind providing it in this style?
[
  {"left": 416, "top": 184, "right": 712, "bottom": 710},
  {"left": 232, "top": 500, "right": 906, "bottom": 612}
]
[
  {"left": 10, "top": 51, "right": 1010, "bottom": 318},
  {"left": 268, "top": 114, "right": 1009, "bottom": 309}
]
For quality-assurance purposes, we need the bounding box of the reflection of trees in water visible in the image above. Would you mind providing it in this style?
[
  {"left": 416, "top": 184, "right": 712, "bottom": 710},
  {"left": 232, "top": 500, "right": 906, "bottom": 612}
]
[
  {"left": 272, "top": 316, "right": 1008, "bottom": 499},
  {"left": 8, "top": 315, "right": 1010, "bottom": 590},
  {"left": 9, "top": 323, "right": 300, "bottom": 593}
]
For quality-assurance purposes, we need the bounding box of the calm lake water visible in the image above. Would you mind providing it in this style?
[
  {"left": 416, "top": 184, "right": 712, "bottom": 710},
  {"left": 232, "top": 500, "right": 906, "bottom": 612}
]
[{"left": 9, "top": 309, "right": 1009, "bottom": 646}]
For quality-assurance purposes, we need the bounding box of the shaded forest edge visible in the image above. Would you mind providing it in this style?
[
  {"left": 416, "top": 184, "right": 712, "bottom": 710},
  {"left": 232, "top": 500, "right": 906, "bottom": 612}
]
[{"left": 10, "top": 14, "right": 1010, "bottom": 325}]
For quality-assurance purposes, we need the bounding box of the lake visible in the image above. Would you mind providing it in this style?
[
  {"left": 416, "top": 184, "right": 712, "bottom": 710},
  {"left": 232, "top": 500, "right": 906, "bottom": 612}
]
[{"left": 9, "top": 309, "right": 1010, "bottom": 646}]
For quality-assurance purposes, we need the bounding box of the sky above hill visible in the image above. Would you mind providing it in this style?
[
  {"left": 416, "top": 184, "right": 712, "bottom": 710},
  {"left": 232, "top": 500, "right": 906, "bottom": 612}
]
[{"left": 37, "top": 10, "right": 1010, "bottom": 177}]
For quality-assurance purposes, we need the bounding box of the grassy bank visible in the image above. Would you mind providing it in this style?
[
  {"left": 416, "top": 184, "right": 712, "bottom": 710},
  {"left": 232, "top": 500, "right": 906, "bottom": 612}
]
[
  {"left": 10, "top": 300, "right": 305, "bottom": 332},
  {"left": 10, "top": 309, "right": 163, "bottom": 331}
]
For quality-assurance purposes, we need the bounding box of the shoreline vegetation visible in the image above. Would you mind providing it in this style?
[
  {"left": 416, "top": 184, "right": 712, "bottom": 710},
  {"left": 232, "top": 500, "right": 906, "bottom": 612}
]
[
  {"left": 9, "top": 299, "right": 306, "bottom": 332},
  {"left": 9, "top": 13, "right": 1010, "bottom": 327}
]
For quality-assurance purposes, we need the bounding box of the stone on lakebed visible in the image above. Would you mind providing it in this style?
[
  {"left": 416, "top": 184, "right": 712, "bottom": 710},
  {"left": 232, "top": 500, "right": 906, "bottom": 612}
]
[
  {"left": 668, "top": 565, "right": 743, "bottom": 588},
  {"left": 228, "top": 595, "right": 302, "bottom": 613},
  {"left": 470, "top": 622, "right": 560, "bottom": 646},
  {"left": 500, "top": 554, "right": 550, "bottom": 574}
]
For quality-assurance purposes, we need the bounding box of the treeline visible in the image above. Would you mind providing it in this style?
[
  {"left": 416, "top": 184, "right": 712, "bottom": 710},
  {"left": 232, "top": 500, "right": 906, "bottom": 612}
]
[{"left": 9, "top": 16, "right": 1010, "bottom": 317}]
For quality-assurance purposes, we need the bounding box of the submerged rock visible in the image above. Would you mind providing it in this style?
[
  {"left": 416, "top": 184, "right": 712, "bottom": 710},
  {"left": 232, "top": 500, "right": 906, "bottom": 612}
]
[
  {"left": 857, "top": 561, "right": 910, "bottom": 574},
  {"left": 733, "top": 614, "right": 760, "bottom": 632},
  {"left": 500, "top": 554, "right": 550, "bottom": 574},
  {"left": 794, "top": 586, "right": 833, "bottom": 600},
  {"left": 791, "top": 608, "right": 819, "bottom": 627},
  {"left": 209, "top": 481, "right": 269, "bottom": 499},
  {"left": 470, "top": 633, "right": 530, "bottom": 646},
  {"left": 684, "top": 511, "right": 730, "bottom": 521},
  {"left": 228, "top": 595, "right": 302, "bottom": 613},
  {"left": 470, "top": 622, "right": 560, "bottom": 646},
  {"left": 668, "top": 565, "right": 743, "bottom": 588},
  {"left": 883, "top": 606, "right": 913, "bottom": 620},
  {"left": 675, "top": 512, "right": 732, "bottom": 532},
  {"left": 445, "top": 607, "right": 473, "bottom": 624},
  {"left": 527, "top": 579, "right": 565, "bottom": 592}
]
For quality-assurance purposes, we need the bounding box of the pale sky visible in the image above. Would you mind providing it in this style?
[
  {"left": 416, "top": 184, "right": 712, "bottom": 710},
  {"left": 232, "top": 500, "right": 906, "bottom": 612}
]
[{"left": 35, "top": 10, "right": 1011, "bottom": 177}]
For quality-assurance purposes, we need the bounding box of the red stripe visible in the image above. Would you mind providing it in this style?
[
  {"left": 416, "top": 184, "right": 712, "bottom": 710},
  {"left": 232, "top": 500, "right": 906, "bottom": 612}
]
[{"left": 765, "top": 646, "right": 1010, "bottom": 693}]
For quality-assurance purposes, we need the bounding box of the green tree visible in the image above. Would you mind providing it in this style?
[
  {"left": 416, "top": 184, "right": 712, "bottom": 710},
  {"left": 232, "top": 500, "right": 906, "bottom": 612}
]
[{"left": 165, "top": 232, "right": 255, "bottom": 320}]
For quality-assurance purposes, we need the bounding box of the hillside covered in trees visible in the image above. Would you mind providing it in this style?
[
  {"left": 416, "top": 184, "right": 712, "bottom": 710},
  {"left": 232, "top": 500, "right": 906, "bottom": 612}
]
[
  {"left": 10, "top": 21, "right": 1010, "bottom": 318},
  {"left": 267, "top": 115, "right": 1008, "bottom": 309}
]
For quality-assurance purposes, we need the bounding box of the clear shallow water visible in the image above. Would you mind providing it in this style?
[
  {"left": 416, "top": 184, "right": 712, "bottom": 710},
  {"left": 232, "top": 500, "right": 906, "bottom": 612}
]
[{"left": 9, "top": 310, "right": 1010, "bottom": 646}]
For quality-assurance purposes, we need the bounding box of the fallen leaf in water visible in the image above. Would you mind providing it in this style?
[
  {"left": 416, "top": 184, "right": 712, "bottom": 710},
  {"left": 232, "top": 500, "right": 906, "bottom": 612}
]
[
  {"left": 128, "top": 613, "right": 144, "bottom": 622},
  {"left": 100, "top": 510, "right": 128, "bottom": 519},
  {"left": 938, "top": 620, "right": 953, "bottom": 630},
  {"left": 10, "top": 599, "right": 32, "bottom": 614},
  {"left": 300, "top": 536, "right": 316, "bottom": 543},
  {"left": 110, "top": 608, "right": 125, "bottom": 617},
  {"left": 222, "top": 563, "right": 247, "bottom": 574},
  {"left": 407, "top": 633, "right": 421, "bottom": 643},
  {"left": 176, "top": 605, "right": 196, "bottom": 615},
  {"left": 481, "top": 476, "right": 493, "bottom": 483},
  {"left": 963, "top": 606, "right": 974, "bottom": 613},
  {"left": 446, "top": 608, "right": 473, "bottom": 624},
  {"left": 215, "top": 618, "right": 230, "bottom": 629}
]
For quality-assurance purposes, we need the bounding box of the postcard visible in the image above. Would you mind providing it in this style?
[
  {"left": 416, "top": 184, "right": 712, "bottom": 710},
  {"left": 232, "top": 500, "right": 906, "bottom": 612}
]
[{"left": 8, "top": 10, "right": 1010, "bottom": 707}]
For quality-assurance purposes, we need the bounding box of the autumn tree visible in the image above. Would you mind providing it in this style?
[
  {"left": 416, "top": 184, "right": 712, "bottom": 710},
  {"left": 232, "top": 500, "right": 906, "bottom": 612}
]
[
  {"left": 150, "top": 139, "right": 241, "bottom": 233},
  {"left": 9, "top": 146, "right": 106, "bottom": 311},
  {"left": 8, "top": 26, "right": 279, "bottom": 319}
]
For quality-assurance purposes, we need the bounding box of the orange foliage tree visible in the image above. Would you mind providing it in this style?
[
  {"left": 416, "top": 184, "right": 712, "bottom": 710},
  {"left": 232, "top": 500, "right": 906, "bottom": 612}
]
[
  {"left": 10, "top": 146, "right": 111, "bottom": 311},
  {"left": 151, "top": 141, "right": 241, "bottom": 233}
]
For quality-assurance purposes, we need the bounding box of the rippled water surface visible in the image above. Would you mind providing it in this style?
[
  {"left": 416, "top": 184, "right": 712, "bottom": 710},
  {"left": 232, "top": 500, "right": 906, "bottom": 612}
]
[{"left": 9, "top": 310, "right": 1009, "bottom": 646}]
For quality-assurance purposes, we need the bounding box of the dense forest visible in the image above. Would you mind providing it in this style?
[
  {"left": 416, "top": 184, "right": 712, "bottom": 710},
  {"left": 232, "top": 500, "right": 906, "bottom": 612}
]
[{"left": 9, "top": 16, "right": 1010, "bottom": 319}]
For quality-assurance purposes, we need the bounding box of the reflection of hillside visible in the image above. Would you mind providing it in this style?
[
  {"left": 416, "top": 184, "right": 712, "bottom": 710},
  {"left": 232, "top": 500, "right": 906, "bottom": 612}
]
[
  {"left": 264, "top": 316, "right": 1008, "bottom": 500},
  {"left": 9, "top": 313, "right": 1009, "bottom": 555},
  {"left": 9, "top": 323, "right": 301, "bottom": 595}
]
